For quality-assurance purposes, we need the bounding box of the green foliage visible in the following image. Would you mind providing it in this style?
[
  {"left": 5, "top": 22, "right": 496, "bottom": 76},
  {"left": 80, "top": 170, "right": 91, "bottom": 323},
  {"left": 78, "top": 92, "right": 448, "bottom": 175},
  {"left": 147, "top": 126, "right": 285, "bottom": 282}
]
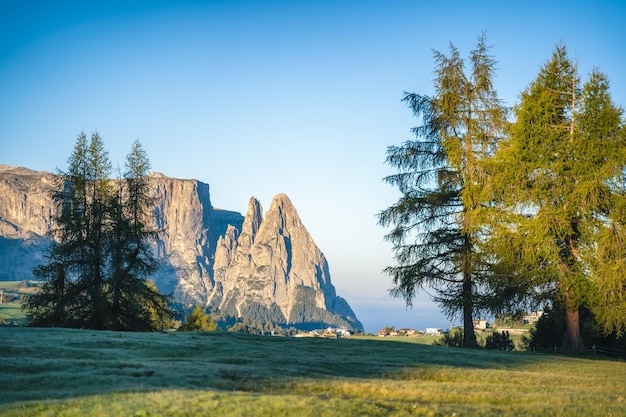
[
  {"left": 485, "top": 331, "right": 514, "bottom": 351},
  {"left": 289, "top": 286, "right": 360, "bottom": 331},
  {"left": 379, "top": 34, "right": 507, "bottom": 347},
  {"left": 493, "top": 312, "right": 525, "bottom": 328},
  {"left": 179, "top": 305, "right": 216, "bottom": 331},
  {"left": 486, "top": 44, "right": 626, "bottom": 349},
  {"left": 434, "top": 327, "right": 464, "bottom": 347},
  {"left": 24, "top": 132, "right": 172, "bottom": 331},
  {"left": 526, "top": 305, "right": 565, "bottom": 351},
  {"left": 527, "top": 302, "right": 626, "bottom": 352}
]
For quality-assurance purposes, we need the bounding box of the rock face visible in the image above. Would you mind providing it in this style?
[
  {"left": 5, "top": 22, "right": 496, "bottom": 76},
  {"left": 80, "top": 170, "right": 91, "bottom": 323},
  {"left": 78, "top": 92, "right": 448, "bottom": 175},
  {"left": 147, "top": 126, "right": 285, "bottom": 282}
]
[
  {"left": 0, "top": 165, "right": 362, "bottom": 331},
  {"left": 148, "top": 172, "right": 243, "bottom": 306},
  {"left": 0, "top": 166, "right": 55, "bottom": 281},
  {"left": 209, "top": 195, "right": 362, "bottom": 330}
]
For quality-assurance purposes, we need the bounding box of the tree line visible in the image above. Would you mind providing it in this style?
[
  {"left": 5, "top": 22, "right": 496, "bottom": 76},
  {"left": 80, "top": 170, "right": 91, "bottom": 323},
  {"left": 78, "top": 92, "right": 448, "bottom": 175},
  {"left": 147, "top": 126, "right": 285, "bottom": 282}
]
[{"left": 379, "top": 35, "right": 626, "bottom": 351}]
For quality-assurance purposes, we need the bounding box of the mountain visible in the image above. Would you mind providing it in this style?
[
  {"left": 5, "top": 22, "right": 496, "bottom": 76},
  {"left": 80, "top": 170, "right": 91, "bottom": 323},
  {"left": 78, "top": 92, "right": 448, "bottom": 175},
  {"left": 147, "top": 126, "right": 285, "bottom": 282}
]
[
  {"left": 209, "top": 194, "right": 361, "bottom": 331},
  {"left": 0, "top": 165, "right": 363, "bottom": 331}
]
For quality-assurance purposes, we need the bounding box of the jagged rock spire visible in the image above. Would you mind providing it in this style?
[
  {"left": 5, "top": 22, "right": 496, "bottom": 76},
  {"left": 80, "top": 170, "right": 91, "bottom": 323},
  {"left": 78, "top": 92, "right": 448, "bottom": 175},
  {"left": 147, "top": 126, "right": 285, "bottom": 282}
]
[
  {"left": 209, "top": 193, "right": 363, "bottom": 331},
  {"left": 239, "top": 196, "right": 263, "bottom": 251}
]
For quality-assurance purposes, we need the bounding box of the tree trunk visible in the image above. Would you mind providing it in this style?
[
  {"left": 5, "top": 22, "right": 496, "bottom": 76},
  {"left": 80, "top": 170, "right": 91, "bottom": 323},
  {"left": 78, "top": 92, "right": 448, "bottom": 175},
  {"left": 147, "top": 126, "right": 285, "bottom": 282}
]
[
  {"left": 563, "top": 230, "right": 584, "bottom": 352},
  {"left": 563, "top": 307, "right": 585, "bottom": 352},
  {"left": 462, "top": 275, "right": 477, "bottom": 347}
]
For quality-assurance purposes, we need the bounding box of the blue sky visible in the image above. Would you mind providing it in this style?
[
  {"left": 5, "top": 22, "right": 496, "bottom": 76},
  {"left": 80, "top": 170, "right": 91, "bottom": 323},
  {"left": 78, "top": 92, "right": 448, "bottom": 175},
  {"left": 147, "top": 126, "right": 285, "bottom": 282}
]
[{"left": 2, "top": 1, "right": 625, "bottom": 333}]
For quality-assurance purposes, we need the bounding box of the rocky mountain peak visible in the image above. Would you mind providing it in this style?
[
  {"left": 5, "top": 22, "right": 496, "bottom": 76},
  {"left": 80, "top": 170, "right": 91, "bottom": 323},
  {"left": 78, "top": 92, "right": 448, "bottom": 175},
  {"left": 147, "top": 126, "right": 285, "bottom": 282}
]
[
  {"left": 240, "top": 196, "right": 263, "bottom": 249},
  {"left": 263, "top": 193, "right": 302, "bottom": 230},
  {"left": 209, "top": 193, "right": 363, "bottom": 331}
]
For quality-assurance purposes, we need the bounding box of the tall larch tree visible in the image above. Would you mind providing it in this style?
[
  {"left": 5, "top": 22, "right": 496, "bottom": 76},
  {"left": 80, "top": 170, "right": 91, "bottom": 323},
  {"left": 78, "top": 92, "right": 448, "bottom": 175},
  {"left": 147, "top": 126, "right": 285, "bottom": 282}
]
[
  {"left": 378, "top": 35, "right": 507, "bottom": 347},
  {"left": 488, "top": 45, "right": 626, "bottom": 351},
  {"left": 108, "top": 139, "right": 170, "bottom": 331},
  {"left": 85, "top": 132, "right": 113, "bottom": 329}
]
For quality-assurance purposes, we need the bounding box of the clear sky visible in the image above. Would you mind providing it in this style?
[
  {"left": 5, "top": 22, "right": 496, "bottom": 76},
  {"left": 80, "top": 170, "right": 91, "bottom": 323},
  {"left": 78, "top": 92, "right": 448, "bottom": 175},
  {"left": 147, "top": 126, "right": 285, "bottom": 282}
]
[{"left": 2, "top": 0, "right": 625, "bottom": 333}]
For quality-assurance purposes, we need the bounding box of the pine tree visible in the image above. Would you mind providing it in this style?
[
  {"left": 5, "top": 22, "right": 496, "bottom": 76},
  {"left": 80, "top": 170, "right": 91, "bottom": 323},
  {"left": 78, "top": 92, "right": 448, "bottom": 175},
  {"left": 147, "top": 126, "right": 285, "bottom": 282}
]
[
  {"left": 488, "top": 45, "right": 626, "bottom": 350},
  {"left": 378, "top": 35, "right": 507, "bottom": 347},
  {"left": 26, "top": 133, "right": 171, "bottom": 331},
  {"left": 108, "top": 140, "right": 169, "bottom": 330},
  {"left": 27, "top": 132, "right": 112, "bottom": 328},
  {"left": 85, "top": 132, "right": 113, "bottom": 329}
]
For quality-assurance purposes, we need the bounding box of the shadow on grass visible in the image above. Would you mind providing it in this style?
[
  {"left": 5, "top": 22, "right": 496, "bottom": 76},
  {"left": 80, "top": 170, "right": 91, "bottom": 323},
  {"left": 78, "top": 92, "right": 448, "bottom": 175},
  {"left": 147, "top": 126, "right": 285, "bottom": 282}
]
[{"left": 0, "top": 327, "right": 592, "bottom": 405}]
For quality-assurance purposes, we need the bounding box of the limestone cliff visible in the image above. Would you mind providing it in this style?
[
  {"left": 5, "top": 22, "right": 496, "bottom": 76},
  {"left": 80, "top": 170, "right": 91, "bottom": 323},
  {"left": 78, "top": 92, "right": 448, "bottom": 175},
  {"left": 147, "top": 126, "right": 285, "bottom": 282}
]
[
  {"left": 148, "top": 173, "right": 244, "bottom": 305},
  {"left": 0, "top": 166, "right": 55, "bottom": 280},
  {"left": 0, "top": 165, "right": 362, "bottom": 331},
  {"left": 210, "top": 194, "right": 362, "bottom": 330}
]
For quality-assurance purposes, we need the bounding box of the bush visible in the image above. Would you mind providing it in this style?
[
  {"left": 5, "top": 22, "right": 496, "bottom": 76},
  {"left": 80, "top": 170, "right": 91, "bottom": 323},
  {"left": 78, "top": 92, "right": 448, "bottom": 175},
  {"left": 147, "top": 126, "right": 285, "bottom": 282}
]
[
  {"left": 485, "top": 331, "right": 515, "bottom": 350},
  {"left": 434, "top": 327, "right": 464, "bottom": 347},
  {"left": 179, "top": 305, "right": 216, "bottom": 331}
]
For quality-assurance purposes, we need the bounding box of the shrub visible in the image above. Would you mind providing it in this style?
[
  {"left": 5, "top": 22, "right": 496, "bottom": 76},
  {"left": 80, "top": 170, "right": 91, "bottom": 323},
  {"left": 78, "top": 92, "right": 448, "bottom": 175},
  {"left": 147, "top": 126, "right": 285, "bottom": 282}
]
[
  {"left": 485, "top": 331, "right": 515, "bottom": 350},
  {"left": 435, "top": 327, "right": 464, "bottom": 347},
  {"left": 179, "top": 305, "right": 216, "bottom": 331}
]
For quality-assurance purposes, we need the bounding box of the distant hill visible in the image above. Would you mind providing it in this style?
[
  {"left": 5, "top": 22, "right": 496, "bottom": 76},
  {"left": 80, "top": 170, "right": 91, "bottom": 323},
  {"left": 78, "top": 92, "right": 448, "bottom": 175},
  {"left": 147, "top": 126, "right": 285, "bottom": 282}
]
[{"left": 0, "top": 165, "right": 362, "bottom": 332}]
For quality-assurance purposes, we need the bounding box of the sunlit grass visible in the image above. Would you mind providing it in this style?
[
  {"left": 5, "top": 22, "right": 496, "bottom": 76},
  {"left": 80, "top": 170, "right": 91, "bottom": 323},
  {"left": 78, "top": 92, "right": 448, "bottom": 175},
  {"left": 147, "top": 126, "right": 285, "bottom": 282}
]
[
  {"left": 1, "top": 327, "right": 625, "bottom": 416},
  {"left": 0, "top": 303, "right": 25, "bottom": 323}
]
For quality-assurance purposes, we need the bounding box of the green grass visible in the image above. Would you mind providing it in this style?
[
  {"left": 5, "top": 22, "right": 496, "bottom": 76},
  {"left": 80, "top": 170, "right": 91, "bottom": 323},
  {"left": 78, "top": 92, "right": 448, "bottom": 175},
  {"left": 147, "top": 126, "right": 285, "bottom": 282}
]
[
  {"left": 1, "top": 328, "right": 625, "bottom": 416},
  {"left": 0, "top": 282, "right": 32, "bottom": 325},
  {"left": 0, "top": 282, "right": 27, "bottom": 325},
  {"left": 0, "top": 282, "right": 19, "bottom": 290},
  {"left": 0, "top": 303, "right": 25, "bottom": 324}
]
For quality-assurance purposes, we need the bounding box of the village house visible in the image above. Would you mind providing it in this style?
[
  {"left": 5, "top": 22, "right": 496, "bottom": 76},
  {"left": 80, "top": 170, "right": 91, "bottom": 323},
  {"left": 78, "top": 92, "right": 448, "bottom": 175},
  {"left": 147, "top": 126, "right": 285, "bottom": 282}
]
[
  {"left": 523, "top": 311, "right": 544, "bottom": 324},
  {"left": 473, "top": 319, "right": 489, "bottom": 330}
]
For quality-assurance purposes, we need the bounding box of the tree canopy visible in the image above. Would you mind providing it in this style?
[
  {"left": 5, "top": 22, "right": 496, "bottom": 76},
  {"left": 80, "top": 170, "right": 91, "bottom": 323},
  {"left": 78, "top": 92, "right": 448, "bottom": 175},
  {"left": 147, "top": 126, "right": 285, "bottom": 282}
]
[{"left": 179, "top": 305, "right": 217, "bottom": 331}]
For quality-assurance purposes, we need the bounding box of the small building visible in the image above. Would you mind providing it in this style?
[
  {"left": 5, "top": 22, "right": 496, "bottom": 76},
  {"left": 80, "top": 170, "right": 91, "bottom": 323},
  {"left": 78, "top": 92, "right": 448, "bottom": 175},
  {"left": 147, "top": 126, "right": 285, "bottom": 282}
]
[
  {"left": 473, "top": 319, "right": 489, "bottom": 330},
  {"left": 523, "top": 311, "right": 544, "bottom": 324},
  {"left": 426, "top": 328, "right": 443, "bottom": 335}
]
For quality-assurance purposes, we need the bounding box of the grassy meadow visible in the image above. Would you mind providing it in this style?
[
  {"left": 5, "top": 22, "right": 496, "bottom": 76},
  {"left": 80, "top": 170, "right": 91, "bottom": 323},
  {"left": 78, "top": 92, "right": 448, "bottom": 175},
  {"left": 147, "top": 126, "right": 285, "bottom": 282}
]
[
  {"left": 0, "top": 282, "right": 31, "bottom": 325},
  {"left": 1, "top": 327, "right": 625, "bottom": 416}
]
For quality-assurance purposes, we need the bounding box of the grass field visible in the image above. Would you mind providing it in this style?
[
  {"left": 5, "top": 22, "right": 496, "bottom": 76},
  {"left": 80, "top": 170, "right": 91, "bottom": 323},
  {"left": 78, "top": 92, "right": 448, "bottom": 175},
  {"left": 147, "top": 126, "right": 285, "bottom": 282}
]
[
  {"left": 0, "top": 303, "right": 25, "bottom": 324},
  {"left": 1, "top": 328, "right": 625, "bottom": 416},
  {"left": 0, "top": 282, "right": 28, "bottom": 325}
]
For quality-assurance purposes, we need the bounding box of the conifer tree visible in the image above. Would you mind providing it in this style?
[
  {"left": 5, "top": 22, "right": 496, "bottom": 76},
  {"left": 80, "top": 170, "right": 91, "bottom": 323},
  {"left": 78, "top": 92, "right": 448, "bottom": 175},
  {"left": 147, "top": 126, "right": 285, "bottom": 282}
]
[
  {"left": 27, "top": 132, "right": 113, "bottom": 328},
  {"left": 379, "top": 35, "right": 507, "bottom": 347},
  {"left": 580, "top": 72, "right": 626, "bottom": 337},
  {"left": 488, "top": 45, "right": 626, "bottom": 350},
  {"left": 108, "top": 140, "right": 170, "bottom": 330},
  {"left": 26, "top": 133, "right": 171, "bottom": 331}
]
